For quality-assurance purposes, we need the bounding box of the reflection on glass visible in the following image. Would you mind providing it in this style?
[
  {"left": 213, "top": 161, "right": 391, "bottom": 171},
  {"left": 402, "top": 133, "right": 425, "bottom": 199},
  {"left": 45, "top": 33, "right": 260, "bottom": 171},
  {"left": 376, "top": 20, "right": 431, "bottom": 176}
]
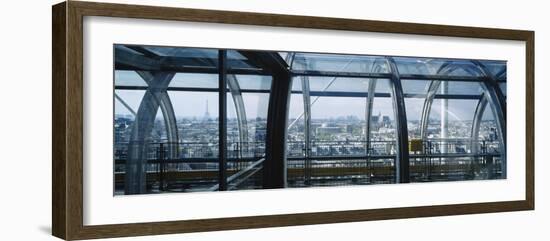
[
  {"left": 169, "top": 73, "right": 218, "bottom": 88},
  {"left": 292, "top": 53, "right": 389, "bottom": 73},
  {"left": 437, "top": 81, "right": 483, "bottom": 95}
]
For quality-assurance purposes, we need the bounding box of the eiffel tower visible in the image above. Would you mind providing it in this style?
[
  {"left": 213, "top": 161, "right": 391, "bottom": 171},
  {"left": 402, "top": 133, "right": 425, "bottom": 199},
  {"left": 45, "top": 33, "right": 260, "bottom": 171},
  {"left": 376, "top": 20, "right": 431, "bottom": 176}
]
[{"left": 203, "top": 100, "right": 211, "bottom": 121}]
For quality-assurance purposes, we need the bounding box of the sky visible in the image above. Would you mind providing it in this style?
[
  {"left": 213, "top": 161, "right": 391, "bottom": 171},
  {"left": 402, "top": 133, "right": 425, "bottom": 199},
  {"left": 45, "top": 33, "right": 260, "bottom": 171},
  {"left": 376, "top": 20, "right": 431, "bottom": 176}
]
[
  {"left": 114, "top": 62, "right": 503, "bottom": 122},
  {"left": 115, "top": 84, "right": 495, "bottom": 122}
]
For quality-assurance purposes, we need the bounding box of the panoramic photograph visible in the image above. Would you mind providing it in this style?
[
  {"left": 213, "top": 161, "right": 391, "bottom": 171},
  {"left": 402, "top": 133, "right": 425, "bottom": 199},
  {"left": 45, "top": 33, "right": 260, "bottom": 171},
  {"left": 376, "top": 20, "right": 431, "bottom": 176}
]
[{"left": 113, "top": 44, "right": 507, "bottom": 195}]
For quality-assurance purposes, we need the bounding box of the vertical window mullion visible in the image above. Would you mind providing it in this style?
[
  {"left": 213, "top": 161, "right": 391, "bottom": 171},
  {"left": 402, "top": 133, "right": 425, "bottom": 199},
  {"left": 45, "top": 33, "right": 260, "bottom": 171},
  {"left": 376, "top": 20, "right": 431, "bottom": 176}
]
[{"left": 218, "top": 50, "right": 228, "bottom": 190}]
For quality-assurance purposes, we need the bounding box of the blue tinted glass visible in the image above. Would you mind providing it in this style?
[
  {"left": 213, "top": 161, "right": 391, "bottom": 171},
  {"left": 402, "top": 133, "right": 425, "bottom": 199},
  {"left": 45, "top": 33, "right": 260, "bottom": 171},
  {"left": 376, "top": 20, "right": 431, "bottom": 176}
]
[
  {"left": 292, "top": 53, "right": 389, "bottom": 73},
  {"left": 169, "top": 73, "right": 218, "bottom": 88},
  {"left": 234, "top": 75, "right": 272, "bottom": 90},
  {"left": 402, "top": 80, "right": 430, "bottom": 95},
  {"left": 499, "top": 83, "right": 507, "bottom": 96},
  {"left": 395, "top": 57, "right": 490, "bottom": 77},
  {"left": 439, "top": 81, "right": 484, "bottom": 95},
  {"left": 394, "top": 57, "right": 444, "bottom": 75},
  {"left": 115, "top": 70, "right": 147, "bottom": 86},
  {"left": 143, "top": 46, "right": 218, "bottom": 59},
  {"left": 479, "top": 60, "right": 507, "bottom": 78}
]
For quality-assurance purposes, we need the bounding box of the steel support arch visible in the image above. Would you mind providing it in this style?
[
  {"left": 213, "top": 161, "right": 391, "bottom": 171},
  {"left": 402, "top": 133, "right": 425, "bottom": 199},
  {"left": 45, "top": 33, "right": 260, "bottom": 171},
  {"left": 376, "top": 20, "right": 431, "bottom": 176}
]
[
  {"left": 364, "top": 59, "right": 388, "bottom": 155},
  {"left": 471, "top": 61, "right": 507, "bottom": 178},
  {"left": 419, "top": 63, "right": 479, "bottom": 139},
  {"left": 125, "top": 71, "right": 176, "bottom": 194},
  {"left": 419, "top": 64, "right": 459, "bottom": 140},
  {"left": 218, "top": 50, "right": 228, "bottom": 191},
  {"left": 227, "top": 74, "right": 249, "bottom": 162},
  {"left": 364, "top": 60, "right": 387, "bottom": 182},
  {"left": 419, "top": 61, "right": 506, "bottom": 178},
  {"left": 291, "top": 56, "right": 313, "bottom": 185},
  {"left": 136, "top": 71, "right": 180, "bottom": 159},
  {"left": 386, "top": 57, "right": 410, "bottom": 183},
  {"left": 470, "top": 94, "right": 488, "bottom": 156},
  {"left": 237, "top": 50, "right": 291, "bottom": 189},
  {"left": 472, "top": 61, "right": 507, "bottom": 122},
  {"left": 262, "top": 55, "right": 291, "bottom": 189}
]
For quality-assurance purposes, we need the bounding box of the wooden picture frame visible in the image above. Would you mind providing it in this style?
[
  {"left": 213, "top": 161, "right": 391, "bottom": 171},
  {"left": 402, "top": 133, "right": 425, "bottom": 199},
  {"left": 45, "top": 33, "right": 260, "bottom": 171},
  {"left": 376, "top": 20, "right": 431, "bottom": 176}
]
[{"left": 52, "top": 1, "right": 534, "bottom": 240}]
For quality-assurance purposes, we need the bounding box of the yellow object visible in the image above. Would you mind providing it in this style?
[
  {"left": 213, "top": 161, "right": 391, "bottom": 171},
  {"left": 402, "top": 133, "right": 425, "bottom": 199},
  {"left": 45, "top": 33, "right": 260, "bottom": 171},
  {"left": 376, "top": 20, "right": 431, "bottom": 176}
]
[{"left": 409, "top": 139, "right": 423, "bottom": 152}]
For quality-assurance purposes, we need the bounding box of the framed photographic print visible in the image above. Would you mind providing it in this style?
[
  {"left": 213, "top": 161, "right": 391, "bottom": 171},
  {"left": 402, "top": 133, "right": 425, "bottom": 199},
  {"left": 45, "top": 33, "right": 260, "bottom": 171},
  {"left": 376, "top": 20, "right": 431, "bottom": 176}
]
[{"left": 52, "top": 1, "right": 534, "bottom": 240}]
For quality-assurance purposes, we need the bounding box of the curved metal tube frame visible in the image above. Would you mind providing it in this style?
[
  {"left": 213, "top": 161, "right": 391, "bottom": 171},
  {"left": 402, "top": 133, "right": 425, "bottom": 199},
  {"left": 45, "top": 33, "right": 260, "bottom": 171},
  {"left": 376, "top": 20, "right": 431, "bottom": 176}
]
[
  {"left": 470, "top": 94, "right": 488, "bottom": 155},
  {"left": 227, "top": 74, "right": 249, "bottom": 160},
  {"left": 386, "top": 57, "right": 410, "bottom": 183},
  {"left": 295, "top": 57, "right": 313, "bottom": 184},
  {"left": 136, "top": 71, "right": 180, "bottom": 155},
  {"left": 125, "top": 71, "right": 177, "bottom": 194},
  {"left": 418, "top": 61, "right": 506, "bottom": 178},
  {"left": 472, "top": 61, "right": 507, "bottom": 177}
]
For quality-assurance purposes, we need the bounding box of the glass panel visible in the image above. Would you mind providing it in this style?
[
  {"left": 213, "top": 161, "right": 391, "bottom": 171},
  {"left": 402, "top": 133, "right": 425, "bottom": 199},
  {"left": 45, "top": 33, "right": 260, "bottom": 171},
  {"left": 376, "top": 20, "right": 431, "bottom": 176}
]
[
  {"left": 310, "top": 96, "right": 366, "bottom": 147},
  {"left": 225, "top": 75, "right": 270, "bottom": 190},
  {"left": 423, "top": 98, "right": 477, "bottom": 181},
  {"left": 287, "top": 76, "right": 310, "bottom": 187},
  {"left": 167, "top": 91, "right": 219, "bottom": 122},
  {"left": 369, "top": 87, "right": 396, "bottom": 144},
  {"left": 367, "top": 79, "right": 397, "bottom": 184},
  {"left": 227, "top": 49, "right": 262, "bottom": 70},
  {"left": 497, "top": 70, "right": 507, "bottom": 81},
  {"left": 114, "top": 45, "right": 221, "bottom": 195},
  {"left": 169, "top": 73, "right": 218, "bottom": 88},
  {"left": 438, "top": 81, "right": 484, "bottom": 95},
  {"left": 394, "top": 57, "right": 445, "bottom": 75},
  {"left": 369, "top": 99, "right": 396, "bottom": 150},
  {"left": 292, "top": 53, "right": 389, "bottom": 73},
  {"left": 241, "top": 93, "right": 269, "bottom": 144},
  {"left": 234, "top": 75, "right": 272, "bottom": 90},
  {"left": 115, "top": 70, "right": 148, "bottom": 87},
  {"left": 499, "top": 83, "right": 507, "bottom": 97},
  {"left": 479, "top": 107, "right": 499, "bottom": 142},
  {"left": 114, "top": 90, "right": 145, "bottom": 117},
  {"left": 402, "top": 80, "right": 430, "bottom": 95},
  {"left": 443, "top": 62, "right": 483, "bottom": 77},
  {"left": 226, "top": 50, "right": 248, "bottom": 61},
  {"left": 328, "top": 78, "right": 371, "bottom": 92},
  {"left": 403, "top": 80, "right": 484, "bottom": 96},
  {"left": 114, "top": 45, "right": 145, "bottom": 56},
  {"left": 226, "top": 90, "right": 269, "bottom": 149},
  {"left": 403, "top": 78, "right": 506, "bottom": 182},
  {"left": 287, "top": 93, "right": 306, "bottom": 158},
  {"left": 403, "top": 79, "right": 430, "bottom": 182},
  {"left": 479, "top": 60, "right": 507, "bottom": 78},
  {"left": 405, "top": 98, "right": 425, "bottom": 139},
  {"left": 158, "top": 92, "right": 220, "bottom": 191},
  {"left": 374, "top": 78, "right": 392, "bottom": 94},
  {"left": 307, "top": 77, "right": 369, "bottom": 93},
  {"left": 427, "top": 99, "right": 476, "bottom": 139},
  {"left": 394, "top": 57, "right": 485, "bottom": 77},
  {"left": 141, "top": 46, "right": 220, "bottom": 69},
  {"left": 291, "top": 78, "right": 302, "bottom": 91},
  {"left": 475, "top": 104, "right": 504, "bottom": 179},
  {"left": 278, "top": 52, "right": 289, "bottom": 63},
  {"left": 287, "top": 76, "right": 398, "bottom": 187},
  {"left": 114, "top": 90, "right": 145, "bottom": 152},
  {"left": 143, "top": 46, "right": 218, "bottom": 59}
]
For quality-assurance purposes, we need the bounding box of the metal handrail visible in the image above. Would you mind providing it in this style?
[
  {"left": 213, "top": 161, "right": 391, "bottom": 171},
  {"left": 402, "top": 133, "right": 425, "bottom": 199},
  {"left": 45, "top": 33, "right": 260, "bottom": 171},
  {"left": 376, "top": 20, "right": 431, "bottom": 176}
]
[{"left": 207, "top": 157, "right": 265, "bottom": 191}]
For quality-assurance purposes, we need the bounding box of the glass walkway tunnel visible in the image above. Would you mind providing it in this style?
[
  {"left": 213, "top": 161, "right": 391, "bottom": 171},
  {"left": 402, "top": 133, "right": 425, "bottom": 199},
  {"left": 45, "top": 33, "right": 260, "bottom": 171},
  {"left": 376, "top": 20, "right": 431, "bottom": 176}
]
[{"left": 114, "top": 44, "right": 506, "bottom": 195}]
